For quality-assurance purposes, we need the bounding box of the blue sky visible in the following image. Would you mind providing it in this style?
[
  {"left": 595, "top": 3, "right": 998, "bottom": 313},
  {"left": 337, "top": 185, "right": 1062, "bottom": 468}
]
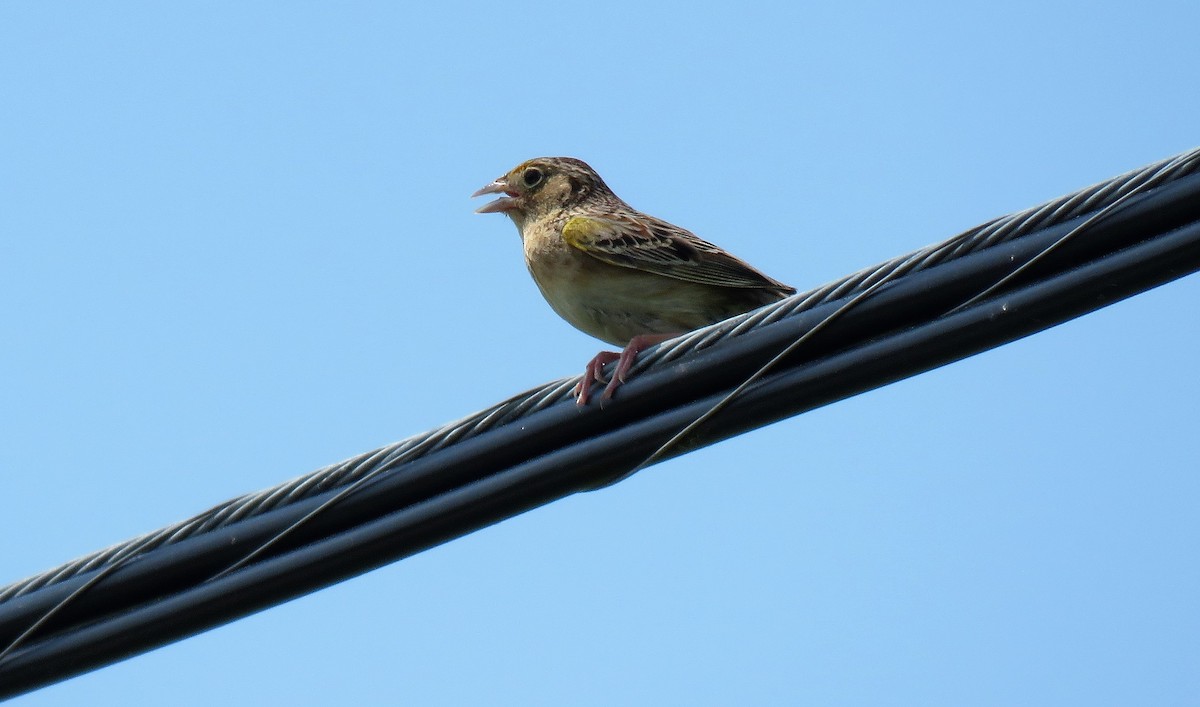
[{"left": 2, "top": 2, "right": 1198, "bottom": 705}]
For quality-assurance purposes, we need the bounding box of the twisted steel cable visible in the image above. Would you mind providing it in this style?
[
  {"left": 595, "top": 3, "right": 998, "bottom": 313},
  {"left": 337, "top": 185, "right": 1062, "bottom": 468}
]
[{"left": 3, "top": 146, "right": 1198, "bottom": 605}]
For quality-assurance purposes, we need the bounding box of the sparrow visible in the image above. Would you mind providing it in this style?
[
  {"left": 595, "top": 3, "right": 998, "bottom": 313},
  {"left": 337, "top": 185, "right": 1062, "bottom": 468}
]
[{"left": 473, "top": 157, "right": 795, "bottom": 404}]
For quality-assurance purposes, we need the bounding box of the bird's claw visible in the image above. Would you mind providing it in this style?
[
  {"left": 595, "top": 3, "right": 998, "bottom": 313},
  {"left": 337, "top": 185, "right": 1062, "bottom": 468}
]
[
  {"left": 574, "top": 333, "right": 678, "bottom": 405},
  {"left": 575, "top": 351, "right": 620, "bottom": 405}
]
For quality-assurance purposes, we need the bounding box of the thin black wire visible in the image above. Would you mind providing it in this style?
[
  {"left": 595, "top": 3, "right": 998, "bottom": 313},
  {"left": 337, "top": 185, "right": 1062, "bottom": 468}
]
[
  {"left": 209, "top": 459, "right": 397, "bottom": 581},
  {"left": 597, "top": 277, "right": 895, "bottom": 487},
  {"left": 0, "top": 565, "right": 123, "bottom": 665}
]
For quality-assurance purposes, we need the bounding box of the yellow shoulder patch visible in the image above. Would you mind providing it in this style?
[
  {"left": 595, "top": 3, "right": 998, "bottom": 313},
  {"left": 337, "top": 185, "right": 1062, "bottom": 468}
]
[{"left": 561, "top": 216, "right": 604, "bottom": 252}]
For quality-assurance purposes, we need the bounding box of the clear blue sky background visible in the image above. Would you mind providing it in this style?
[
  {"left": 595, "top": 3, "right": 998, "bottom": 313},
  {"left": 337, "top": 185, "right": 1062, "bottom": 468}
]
[{"left": 2, "top": 3, "right": 1198, "bottom": 705}]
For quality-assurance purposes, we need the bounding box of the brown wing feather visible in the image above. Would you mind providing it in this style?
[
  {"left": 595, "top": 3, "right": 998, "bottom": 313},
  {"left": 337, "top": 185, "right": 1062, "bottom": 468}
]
[{"left": 561, "top": 213, "right": 794, "bottom": 292}]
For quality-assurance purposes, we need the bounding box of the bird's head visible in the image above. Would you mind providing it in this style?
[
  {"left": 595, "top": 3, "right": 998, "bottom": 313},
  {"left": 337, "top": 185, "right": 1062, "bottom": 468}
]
[{"left": 472, "top": 157, "right": 615, "bottom": 227}]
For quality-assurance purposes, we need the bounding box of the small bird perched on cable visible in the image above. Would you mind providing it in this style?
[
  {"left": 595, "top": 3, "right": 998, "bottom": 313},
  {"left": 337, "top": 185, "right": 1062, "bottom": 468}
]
[{"left": 473, "top": 157, "right": 795, "bottom": 405}]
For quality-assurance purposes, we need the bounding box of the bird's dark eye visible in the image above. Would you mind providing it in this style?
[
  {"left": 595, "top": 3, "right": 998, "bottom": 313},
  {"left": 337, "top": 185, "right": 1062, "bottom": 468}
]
[{"left": 522, "top": 167, "right": 543, "bottom": 187}]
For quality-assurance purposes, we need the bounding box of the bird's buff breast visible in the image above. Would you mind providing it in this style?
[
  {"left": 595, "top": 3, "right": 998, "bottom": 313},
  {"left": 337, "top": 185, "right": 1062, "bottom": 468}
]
[{"left": 522, "top": 225, "right": 715, "bottom": 346}]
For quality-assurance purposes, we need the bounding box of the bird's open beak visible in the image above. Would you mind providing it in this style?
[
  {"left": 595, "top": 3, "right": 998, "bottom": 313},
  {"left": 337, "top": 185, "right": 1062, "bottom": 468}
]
[{"left": 472, "top": 178, "right": 520, "bottom": 214}]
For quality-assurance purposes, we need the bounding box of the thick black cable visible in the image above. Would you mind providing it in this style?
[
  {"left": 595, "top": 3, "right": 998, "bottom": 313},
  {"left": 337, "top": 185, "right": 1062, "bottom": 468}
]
[
  {"left": 3, "top": 148, "right": 1196, "bottom": 606},
  {"left": 6, "top": 174, "right": 1193, "bottom": 654},
  {"left": 2, "top": 215, "right": 1197, "bottom": 698},
  {"left": 1, "top": 149, "right": 1199, "bottom": 697}
]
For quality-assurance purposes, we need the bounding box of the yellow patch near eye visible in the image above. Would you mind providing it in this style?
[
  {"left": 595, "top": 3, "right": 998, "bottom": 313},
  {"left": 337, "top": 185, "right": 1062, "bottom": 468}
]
[{"left": 512, "top": 160, "right": 540, "bottom": 176}]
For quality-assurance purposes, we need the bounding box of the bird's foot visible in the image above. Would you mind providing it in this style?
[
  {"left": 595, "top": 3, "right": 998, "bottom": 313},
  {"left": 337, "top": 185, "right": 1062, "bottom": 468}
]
[
  {"left": 574, "top": 333, "right": 678, "bottom": 405},
  {"left": 574, "top": 351, "right": 620, "bottom": 405}
]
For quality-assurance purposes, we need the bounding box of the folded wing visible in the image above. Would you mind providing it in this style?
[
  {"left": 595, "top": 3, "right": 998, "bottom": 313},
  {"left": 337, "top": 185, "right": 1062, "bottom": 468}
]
[{"left": 561, "top": 213, "right": 794, "bottom": 293}]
